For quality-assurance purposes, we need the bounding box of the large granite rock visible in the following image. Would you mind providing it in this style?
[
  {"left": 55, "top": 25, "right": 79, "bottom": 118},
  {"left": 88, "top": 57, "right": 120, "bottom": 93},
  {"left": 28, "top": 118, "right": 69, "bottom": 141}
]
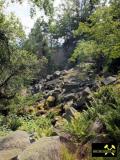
[
  {"left": 0, "top": 131, "right": 30, "bottom": 150},
  {"left": 17, "top": 136, "right": 76, "bottom": 160},
  {"left": 0, "top": 149, "right": 21, "bottom": 160},
  {"left": 18, "top": 136, "right": 74, "bottom": 160},
  {"left": 0, "top": 131, "right": 30, "bottom": 160},
  {"left": 63, "top": 82, "right": 80, "bottom": 93},
  {"left": 102, "top": 76, "right": 117, "bottom": 85}
]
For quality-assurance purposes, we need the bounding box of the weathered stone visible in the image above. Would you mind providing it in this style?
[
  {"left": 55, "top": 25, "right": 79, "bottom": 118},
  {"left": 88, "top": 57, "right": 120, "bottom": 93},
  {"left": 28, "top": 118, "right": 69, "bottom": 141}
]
[
  {"left": 35, "top": 100, "right": 45, "bottom": 110},
  {"left": 46, "top": 75, "right": 53, "bottom": 81},
  {"left": 102, "top": 76, "right": 117, "bottom": 85},
  {"left": 61, "top": 93, "right": 76, "bottom": 102},
  {"left": 89, "top": 118, "right": 105, "bottom": 134},
  {"left": 55, "top": 119, "right": 68, "bottom": 129},
  {"left": 18, "top": 135, "right": 76, "bottom": 160},
  {"left": 46, "top": 89, "right": 62, "bottom": 99},
  {"left": 82, "top": 87, "right": 91, "bottom": 96},
  {"left": 92, "top": 81, "right": 100, "bottom": 90},
  {"left": 0, "top": 131, "right": 30, "bottom": 151},
  {"left": 63, "top": 82, "right": 80, "bottom": 93},
  {"left": 0, "top": 149, "right": 21, "bottom": 160},
  {"left": 33, "top": 84, "right": 43, "bottom": 93},
  {"left": 54, "top": 71, "right": 61, "bottom": 77},
  {"left": 74, "top": 97, "right": 86, "bottom": 110},
  {"left": 46, "top": 79, "right": 59, "bottom": 86},
  {"left": 63, "top": 107, "right": 79, "bottom": 121},
  {"left": 90, "top": 134, "right": 111, "bottom": 143},
  {"left": 17, "top": 136, "right": 61, "bottom": 160},
  {"left": 61, "top": 70, "right": 68, "bottom": 76},
  {"left": 0, "top": 131, "right": 30, "bottom": 160}
]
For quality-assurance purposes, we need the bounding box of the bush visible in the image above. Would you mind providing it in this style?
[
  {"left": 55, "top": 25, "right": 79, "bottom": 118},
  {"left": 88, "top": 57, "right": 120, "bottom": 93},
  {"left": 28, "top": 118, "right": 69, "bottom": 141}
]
[
  {"left": 0, "top": 115, "right": 10, "bottom": 136},
  {"left": 7, "top": 115, "right": 22, "bottom": 131},
  {"left": 84, "top": 85, "right": 120, "bottom": 142},
  {"left": 9, "top": 92, "right": 43, "bottom": 114},
  {"left": 64, "top": 113, "right": 89, "bottom": 141},
  {"left": 64, "top": 84, "right": 120, "bottom": 142},
  {"left": 19, "top": 116, "right": 54, "bottom": 138}
]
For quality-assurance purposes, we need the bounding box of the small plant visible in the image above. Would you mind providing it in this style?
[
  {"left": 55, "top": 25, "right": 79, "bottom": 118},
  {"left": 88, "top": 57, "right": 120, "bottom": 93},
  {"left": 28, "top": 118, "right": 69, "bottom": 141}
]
[
  {"left": 64, "top": 113, "right": 89, "bottom": 141},
  {"left": 7, "top": 115, "right": 22, "bottom": 131},
  {"left": 19, "top": 116, "right": 54, "bottom": 138},
  {"left": 60, "top": 145, "right": 76, "bottom": 160}
]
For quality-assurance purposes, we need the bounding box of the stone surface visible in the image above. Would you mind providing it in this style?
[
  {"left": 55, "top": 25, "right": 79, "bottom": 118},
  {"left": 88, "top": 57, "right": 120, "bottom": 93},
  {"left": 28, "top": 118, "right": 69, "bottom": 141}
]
[
  {"left": 61, "top": 93, "right": 76, "bottom": 103},
  {"left": 90, "top": 134, "right": 111, "bottom": 143},
  {"left": 0, "top": 131, "right": 30, "bottom": 151},
  {"left": 74, "top": 97, "right": 86, "bottom": 110},
  {"left": 0, "top": 131, "right": 30, "bottom": 160},
  {"left": 54, "top": 71, "right": 61, "bottom": 77},
  {"left": 102, "top": 76, "right": 117, "bottom": 85},
  {"left": 63, "top": 107, "right": 79, "bottom": 121},
  {"left": 82, "top": 87, "right": 91, "bottom": 96},
  {"left": 36, "top": 110, "right": 47, "bottom": 116},
  {"left": 63, "top": 82, "right": 80, "bottom": 93},
  {"left": 18, "top": 136, "right": 61, "bottom": 160},
  {"left": 89, "top": 118, "right": 105, "bottom": 134},
  {"left": 0, "top": 149, "right": 21, "bottom": 160},
  {"left": 46, "top": 75, "right": 53, "bottom": 81}
]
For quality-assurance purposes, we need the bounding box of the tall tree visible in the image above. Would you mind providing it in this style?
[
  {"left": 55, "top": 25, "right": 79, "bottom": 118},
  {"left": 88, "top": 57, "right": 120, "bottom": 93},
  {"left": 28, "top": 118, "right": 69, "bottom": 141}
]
[
  {"left": 0, "top": 1, "right": 40, "bottom": 112},
  {"left": 70, "top": 0, "right": 120, "bottom": 72}
]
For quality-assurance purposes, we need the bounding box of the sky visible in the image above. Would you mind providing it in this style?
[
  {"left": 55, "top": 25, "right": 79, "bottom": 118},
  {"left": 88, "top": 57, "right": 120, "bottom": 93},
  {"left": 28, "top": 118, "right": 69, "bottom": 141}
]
[{"left": 4, "top": 0, "right": 62, "bottom": 36}]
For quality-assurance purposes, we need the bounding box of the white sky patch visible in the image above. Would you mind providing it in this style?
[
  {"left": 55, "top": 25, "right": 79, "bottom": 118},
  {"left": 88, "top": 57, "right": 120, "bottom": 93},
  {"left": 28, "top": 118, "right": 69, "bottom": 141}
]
[{"left": 4, "top": 0, "right": 62, "bottom": 36}]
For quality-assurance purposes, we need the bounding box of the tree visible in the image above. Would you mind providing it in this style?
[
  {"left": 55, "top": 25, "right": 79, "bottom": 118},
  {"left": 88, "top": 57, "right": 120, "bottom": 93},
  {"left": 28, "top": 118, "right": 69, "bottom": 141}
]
[
  {"left": 0, "top": 2, "right": 40, "bottom": 113},
  {"left": 70, "top": 0, "right": 120, "bottom": 72}
]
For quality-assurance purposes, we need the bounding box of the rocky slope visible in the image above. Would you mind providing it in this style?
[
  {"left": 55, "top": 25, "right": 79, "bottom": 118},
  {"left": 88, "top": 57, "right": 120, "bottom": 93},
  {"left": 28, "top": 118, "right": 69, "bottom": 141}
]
[
  {"left": 0, "top": 63, "right": 118, "bottom": 160},
  {"left": 30, "top": 63, "right": 117, "bottom": 126}
]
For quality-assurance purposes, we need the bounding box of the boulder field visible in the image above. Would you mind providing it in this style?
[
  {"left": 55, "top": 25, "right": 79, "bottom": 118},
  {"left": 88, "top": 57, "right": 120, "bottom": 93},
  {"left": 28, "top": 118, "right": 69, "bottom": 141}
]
[{"left": 0, "top": 64, "right": 118, "bottom": 160}]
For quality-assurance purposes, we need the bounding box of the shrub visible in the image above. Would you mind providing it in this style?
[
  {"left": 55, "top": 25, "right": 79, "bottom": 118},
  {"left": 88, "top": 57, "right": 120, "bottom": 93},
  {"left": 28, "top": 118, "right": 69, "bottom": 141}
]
[
  {"left": 84, "top": 85, "right": 120, "bottom": 142},
  {"left": 7, "top": 115, "right": 22, "bottom": 131},
  {"left": 19, "top": 116, "right": 54, "bottom": 138},
  {"left": 64, "top": 113, "right": 89, "bottom": 141},
  {"left": 64, "top": 84, "right": 120, "bottom": 143}
]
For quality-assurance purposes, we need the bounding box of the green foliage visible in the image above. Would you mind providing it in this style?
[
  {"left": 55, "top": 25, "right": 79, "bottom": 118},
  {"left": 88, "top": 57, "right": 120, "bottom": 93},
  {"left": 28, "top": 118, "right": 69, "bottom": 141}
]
[
  {"left": 9, "top": 92, "right": 43, "bottom": 113},
  {"left": 71, "top": 1, "right": 120, "bottom": 69},
  {"left": 19, "top": 116, "right": 54, "bottom": 138},
  {"left": 64, "top": 84, "right": 120, "bottom": 143},
  {"left": 70, "top": 40, "right": 97, "bottom": 63},
  {"left": 84, "top": 85, "right": 120, "bottom": 142},
  {"left": 0, "top": 3, "right": 40, "bottom": 112},
  {"left": 0, "top": 115, "right": 11, "bottom": 136},
  {"left": 7, "top": 115, "right": 22, "bottom": 131},
  {"left": 0, "top": 114, "right": 54, "bottom": 138},
  {"left": 64, "top": 113, "right": 89, "bottom": 141},
  {"left": 60, "top": 145, "right": 76, "bottom": 160}
]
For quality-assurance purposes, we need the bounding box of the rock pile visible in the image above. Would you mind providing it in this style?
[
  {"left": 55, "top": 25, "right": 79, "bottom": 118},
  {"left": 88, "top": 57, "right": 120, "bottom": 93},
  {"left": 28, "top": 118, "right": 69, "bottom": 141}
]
[{"left": 29, "top": 66, "right": 118, "bottom": 127}]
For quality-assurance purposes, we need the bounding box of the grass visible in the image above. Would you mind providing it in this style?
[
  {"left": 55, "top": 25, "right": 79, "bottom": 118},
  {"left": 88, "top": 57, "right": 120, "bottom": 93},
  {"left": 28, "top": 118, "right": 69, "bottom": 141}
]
[
  {"left": 0, "top": 114, "right": 54, "bottom": 138},
  {"left": 60, "top": 145, "right": 76, "bottom": 160}
]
